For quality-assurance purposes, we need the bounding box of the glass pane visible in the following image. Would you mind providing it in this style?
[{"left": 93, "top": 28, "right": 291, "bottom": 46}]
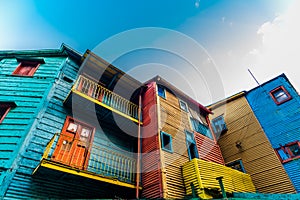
[
  {"left": 273, "top": 89, "right": 289, "bottom": 103},
  {"left": 67, "top": 122, "right": 78, "bottom": 133},
  {"left": 277, "top": 149, "right": 291, "bottom": 160},
  {"left": 289, "top": 144, "right": 300, "bottom": 157},
  {"left": 157, "top": 86, "right": 165, "bottom": 98},
  {"left": 180, "top": 100, "right": 188, "bottom": 111}
]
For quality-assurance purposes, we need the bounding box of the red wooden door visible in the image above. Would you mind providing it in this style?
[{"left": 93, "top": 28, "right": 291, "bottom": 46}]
[{"left": 52, "top": 116, "right": 95, "bottom": 170}]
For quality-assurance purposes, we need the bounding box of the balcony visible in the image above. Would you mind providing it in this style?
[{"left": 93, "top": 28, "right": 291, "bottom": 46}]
[
  {"left": 33, "top": 132, "right": 138, "bottom": 189},
  {"left": 65, "top": 75, "right": 140, "bottom": 123},
  {"left": 182, "top": 158, "right": 256, "bottom": 199}
]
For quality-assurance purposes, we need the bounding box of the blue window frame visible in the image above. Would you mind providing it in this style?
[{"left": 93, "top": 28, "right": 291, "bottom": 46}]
[
  {"left": 157, "top": 85, "right": 166, "bottom": 99},
  {"left": 212, "top": 115, "right": 228, "bottom": 135},
  {"left": 160, "top": 131, "right": 173, "bottom": 153},
  {"left": 179, "top": 99, "right": 188, "bottom": 112},
  {"left": 226, "top": 159, "right": 246, "bottom": 173},
  {"left": 190, "top": 117, "right": 213, "bottom": 139},
  {"left": 185, "top": 130, "right": 199, "bottom": 160}
]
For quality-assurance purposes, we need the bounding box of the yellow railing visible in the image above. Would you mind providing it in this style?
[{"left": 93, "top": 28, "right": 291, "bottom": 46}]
[
  {"left": 73, "top": 75, "right": 139, "bottom": 120},
  {"left": 42, "top": 133, "right": 137, "bottom": 184},
  {"left": 182, "top": 158, "right": 256, "bottom": 199}
]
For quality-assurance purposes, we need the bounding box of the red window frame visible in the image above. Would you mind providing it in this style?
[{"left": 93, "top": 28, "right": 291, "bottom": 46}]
[
  {"left": 0, "top": 103, "right": 16, "bottom": 123},
  {"left": 275, "top": 141, "right": 300, "bottom": 163},
  {"left": 12, "top": 61, "right": 40, "bottom": 76},
  {"left": 270, "top": 86, "right": 292, "bottom": 105}
]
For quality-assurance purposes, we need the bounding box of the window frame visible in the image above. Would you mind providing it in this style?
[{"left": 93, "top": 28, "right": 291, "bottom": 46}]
[
  {"left": 211, "top": 115, "right": 228, "bottom": 135},
  {"left": 270, "top": 86, "right": 292, "bottom": 105},
  {"left": 275, "top": 141, "right": 300, "bottom": 163},
  {"left": 179, "top": 99, "right": 188, "bottom": 112},
  {"left": 226, "top": 159, "right": 246, "bottom": 173},
  {"left": 0, "top": 102, "right": 16, "bottom": 124},
  {"left": 12, "top": 61, "right": 40, "bottom": 76},
  {"left": 157, "top": 85, "right": 166, "bottom": 99},
  {"left": 190, "top": 117, "right": 213, "bottom": 139},
  {"left": 160, "top": 131, "right": 173, "bottom": 153},
  {"left": 185, "top": 130, "right": 199, "bottom": 160}
]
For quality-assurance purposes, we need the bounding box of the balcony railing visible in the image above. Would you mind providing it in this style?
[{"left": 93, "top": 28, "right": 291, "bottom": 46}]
[
  {"left": 72, "top": 75, "right": 139, "bottom": 122},
  {"left": 182, "top": 158, "right": 256, "bottom": 199},
  {"left": 41, "top": 133, "right": 137, "bottom": 184}
]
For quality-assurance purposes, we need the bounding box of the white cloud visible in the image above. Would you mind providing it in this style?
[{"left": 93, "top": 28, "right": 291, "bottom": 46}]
[{"left": 250, "top": 0, "right": 300, "bottom": 90}]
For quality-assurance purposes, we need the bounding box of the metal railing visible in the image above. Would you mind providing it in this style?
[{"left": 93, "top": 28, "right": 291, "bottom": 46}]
[
  {"left": 43, "top": 133, "right": 137, "bottom": 184},
  {"left": 73, "top": 75, "right": 139, "bottom": 120},
  {"left": 89, "top": 146, "right": 136, "bottom": 183}
]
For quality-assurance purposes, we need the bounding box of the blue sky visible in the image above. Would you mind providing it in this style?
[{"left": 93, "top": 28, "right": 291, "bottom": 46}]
[{"left": 0, "top": 0, "right": 299, "bottom": 104}]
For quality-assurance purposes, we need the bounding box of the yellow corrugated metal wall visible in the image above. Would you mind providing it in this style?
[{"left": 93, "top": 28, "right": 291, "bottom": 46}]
[
  {"left": 182, "top": 158, "right": 256, "bottom": 199},
  {"left": 210, "top": 95, "right": 296, "bottom": 194}
]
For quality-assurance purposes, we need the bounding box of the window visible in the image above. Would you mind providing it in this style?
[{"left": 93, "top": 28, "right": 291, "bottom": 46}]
[
  {"left": 190, "top": 117, "right": 213, "bottom": 139},
  {"left": 270, "top": 86, "right": 292, "bottom": 105},
  {"left": 157, "top": 85, "right": 166, "bottom": 99},
  {"left": 212, "top": 115, "right": 228, "bottom": 135},
  {"left": 0, "top": 102, "right": 16, "bottom": 124},
  {"left": 179, "top": 99, "right": 188, "bottom": 112},
  {"left": 276, "top": 141, "right": 300, "bottom": 163},
  {"left": 226, "top": 160, "right": 246, "bottom": 173},
  {"left": 160, "top": 131, "right": 173, "bottom": 153},
  {"left": 12, "top": 61, "right": 40, "bottom": 76},
  {"left": 185, "top": 131, "right": 199, "bottom": 160}
]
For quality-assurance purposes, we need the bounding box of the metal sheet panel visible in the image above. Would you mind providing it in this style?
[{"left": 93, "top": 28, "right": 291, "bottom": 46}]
[{"left": 141, "top": 82, "right": 162, "bottom": 199}]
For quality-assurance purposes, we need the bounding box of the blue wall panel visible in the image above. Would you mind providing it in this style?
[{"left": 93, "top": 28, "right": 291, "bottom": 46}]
[{"left": 246, "top": 74, "right": 300, "bottom": 192}]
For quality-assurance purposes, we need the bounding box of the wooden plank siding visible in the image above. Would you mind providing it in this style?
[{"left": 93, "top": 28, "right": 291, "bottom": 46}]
[
  {"left": 209, "top": 94, "right": 296, "bottom": 194},
  {"left": 246, "top": 74, "right": 300, "bottom": 192},
  {"left": 0, "top": 49, "right": 84, "bottom": 199}
]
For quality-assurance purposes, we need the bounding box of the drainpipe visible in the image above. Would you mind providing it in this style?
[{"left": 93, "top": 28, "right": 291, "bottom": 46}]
[
  {"left": 155, "top": 81, "right": 168, "bottom": 199},
  {"left": 136, "top": 89, "right": 142, "bottom": 199}
]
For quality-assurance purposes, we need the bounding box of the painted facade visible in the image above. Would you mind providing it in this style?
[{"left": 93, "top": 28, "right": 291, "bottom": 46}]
[
  {"left": 0, "top": 47, "right": 142, "bottom": 199},
  {"left": 141, "top": 77, "right": 255, "bottom": 199},
  {"left": 246, "top": 74, "right": 300, "bottom": 193},
  {"left": 0, "top": 45, "right": 257, "bottom": 199},
  {"left": 209, "top": 92, "right": 296, "bottom": 194}
]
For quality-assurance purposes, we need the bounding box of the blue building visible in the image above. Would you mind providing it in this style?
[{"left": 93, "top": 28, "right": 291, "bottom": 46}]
[{"left": 246, "top": 73, "right": 300, "bottom": 193}]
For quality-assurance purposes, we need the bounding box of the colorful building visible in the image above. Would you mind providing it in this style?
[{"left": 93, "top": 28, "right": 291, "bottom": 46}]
[
  {"left": 209, "top": 92, "right": 296, "bottom": 194},
  {"left": 0, "top": 45, "right": 256, "bottom": 199},
  {"left": 246, "top": 74, "right": 300, "bottom": 193},
  {"left": 141, "top": 76, "right": 255, "bottom": 199}
]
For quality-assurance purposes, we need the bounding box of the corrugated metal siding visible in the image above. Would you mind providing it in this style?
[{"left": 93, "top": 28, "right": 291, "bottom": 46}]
[
  {"left": 283, "top": 160, "right": 300, "bottom": 193},
  {"left": 195, "top": 133, "right": 224, "bottom": 164},
  {"left": 182, "top": 158, "right": 256, "bottom": 199},
  {"left": 141, "top": 82, "right": 162, "bottom": 199},
  {"left": 158, "top": 87, "right": 224, "bottom": 199},
  {"left": 159, "top": 89, "right": 194, "bottom": 199},
  {"left": 246, "top": 75, "right": 300, "bottom": 192},
  {"left": 211, "top": 95, "right": 296, "bottom": 194},
  {"left": 4, "top": 172, "right": 133, "bottom": 199}
]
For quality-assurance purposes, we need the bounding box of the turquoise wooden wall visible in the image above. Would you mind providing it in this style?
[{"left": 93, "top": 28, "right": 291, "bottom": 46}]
[
  {"left": 0, "top": 47, "right": 82, "bottom": 199},
  {"left": 246, "top": 74, "right": 300, "bottom": 193},
  {"left": 0, "top": 46, "right": 138, "bottom": 199}
]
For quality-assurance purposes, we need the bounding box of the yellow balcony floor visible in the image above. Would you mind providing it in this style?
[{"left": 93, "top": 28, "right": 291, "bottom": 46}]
[{"left": 33, "top": 158, "right": 141, "bottom": 190}]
